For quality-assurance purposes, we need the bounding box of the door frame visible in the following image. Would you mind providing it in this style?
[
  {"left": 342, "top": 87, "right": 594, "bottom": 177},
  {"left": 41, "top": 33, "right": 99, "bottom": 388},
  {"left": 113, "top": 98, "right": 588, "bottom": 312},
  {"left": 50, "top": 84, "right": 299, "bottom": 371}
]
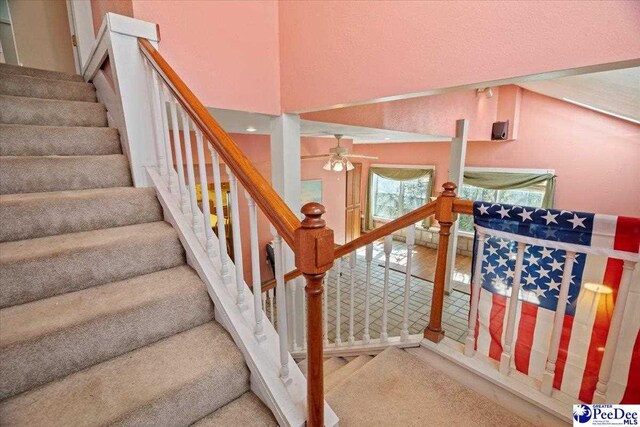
[{"left": 66, "top": 0, "right": 95, "bottom": 74}]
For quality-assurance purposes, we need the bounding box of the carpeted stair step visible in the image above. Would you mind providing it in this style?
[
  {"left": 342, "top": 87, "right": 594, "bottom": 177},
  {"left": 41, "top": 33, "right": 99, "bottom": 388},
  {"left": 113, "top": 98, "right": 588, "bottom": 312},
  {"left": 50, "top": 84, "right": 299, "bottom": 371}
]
[
  {"left": 0, "top": 265, "right": 214, "bottom": 400},
  {"left": 0, "top": 95, "right": 107, "bottom": 127},
  {"left": 0, "top": 124, "right": 121, "bottom": 156},
  {"left": 193, "top": 392, "right": 277, "bottom": 427},
  {"left": 0, "top": 187, "right": 162, "bottom": 242},
  {"left": 0, "top": 221, "right": 185, "bottom": 308},
  {"left": 0, "top": 63, "right": 84, "bottom": 82},
  {"left": 298, "top": 357, "right": 347, "bottom": 378},
  {"left": 0, "top": 73, "right": 96, "bottom": 102},
  {"left": 0, "top": 322, "right": 250, "bottom": 426},
  {"left": 324, "top": 355, "right": 373, "bottom": 392},
  {"left": 0, "top": 155, "right": 132, "bottom": 194},
  {"left": 326, "top": 347, "right": 530, "bottom": 426}
]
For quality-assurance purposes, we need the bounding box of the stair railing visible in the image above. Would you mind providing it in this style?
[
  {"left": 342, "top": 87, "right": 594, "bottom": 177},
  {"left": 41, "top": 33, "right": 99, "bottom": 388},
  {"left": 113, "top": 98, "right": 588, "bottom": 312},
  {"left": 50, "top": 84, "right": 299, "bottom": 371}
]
[
  {"left": 137, "top": 38, "right": 337, "bottom": 426},
  {"left": 263, "top": 183, "right": 472, "bottom": 357}
]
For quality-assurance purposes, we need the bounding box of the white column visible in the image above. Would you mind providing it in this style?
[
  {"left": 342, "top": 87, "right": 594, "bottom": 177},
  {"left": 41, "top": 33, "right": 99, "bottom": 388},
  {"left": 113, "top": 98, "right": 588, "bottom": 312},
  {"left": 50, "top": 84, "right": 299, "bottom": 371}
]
[
  {"left": 593, "top": 260, "right": 637, "bottom": 403},
  {"left": 270, "top": 114, "right": 303, "bottom": 348},
  {"left": 499, "top": 241, "right": 526, "bottom": 375},
  {"left": 444, "top": 119, "right": 469, "bottom": 294},
  {"left": 540, "top": 251, "right": 577, "bottom": 394}
]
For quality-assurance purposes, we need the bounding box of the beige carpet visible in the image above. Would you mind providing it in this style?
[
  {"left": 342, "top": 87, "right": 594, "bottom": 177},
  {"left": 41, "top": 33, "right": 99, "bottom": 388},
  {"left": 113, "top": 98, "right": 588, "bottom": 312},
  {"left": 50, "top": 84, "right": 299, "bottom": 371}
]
[
  {"left": 0, "top": 63, "right": 276, "bottom": 425},
  {"left": 327, "top": 347, "right": 531, "bottom": 426}
]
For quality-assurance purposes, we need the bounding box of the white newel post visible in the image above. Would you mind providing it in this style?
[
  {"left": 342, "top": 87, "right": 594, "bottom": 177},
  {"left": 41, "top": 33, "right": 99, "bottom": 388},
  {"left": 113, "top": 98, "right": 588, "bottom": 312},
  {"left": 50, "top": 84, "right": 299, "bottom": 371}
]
[
  {"left": 83, "top": 13, "right": 160, "bottom": 187},
  {"left": 541, "top": 251, "right": 576, "bottom": 395},
  {"left": 593, "top": 260, "right": 638, "bottom": 403}
]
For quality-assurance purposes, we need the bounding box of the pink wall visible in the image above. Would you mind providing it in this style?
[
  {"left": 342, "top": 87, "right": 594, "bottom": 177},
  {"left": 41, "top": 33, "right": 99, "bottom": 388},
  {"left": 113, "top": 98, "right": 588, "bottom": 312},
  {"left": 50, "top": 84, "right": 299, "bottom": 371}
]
[
  {"left": 353, "top": 89, "right": 640, "bottom": 217},
  {"left": 302, "top": 89, "right": 499, "bottom": 140},
  {"left": 132, "top": 0, "right": 281, "bottom": 115},
  {"left": 91, "top": 0, "right": 133, "bottom": 34},
  {"left": 279, "top": 1, "right": 640, "bottom": 112}
]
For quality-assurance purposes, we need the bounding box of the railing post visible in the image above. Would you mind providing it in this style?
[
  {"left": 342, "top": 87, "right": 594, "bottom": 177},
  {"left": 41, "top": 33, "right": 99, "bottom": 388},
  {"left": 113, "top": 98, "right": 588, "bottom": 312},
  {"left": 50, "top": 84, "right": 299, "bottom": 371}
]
[
  {"left": 425, "top": 182, "right": 458, "bottom": 343},
  {"left": 295, "top": 203, "right": 334, "bottom": 427}
]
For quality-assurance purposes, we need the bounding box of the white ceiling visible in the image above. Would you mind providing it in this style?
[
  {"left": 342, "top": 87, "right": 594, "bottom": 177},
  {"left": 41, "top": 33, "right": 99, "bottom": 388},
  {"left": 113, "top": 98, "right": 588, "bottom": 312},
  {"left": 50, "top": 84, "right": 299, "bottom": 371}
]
[
  {"left": 206, "top": 108, "right": 451, "bottom": 143},
  {"left": 518, "top": 67, "right": 640, "bottom": 124}
]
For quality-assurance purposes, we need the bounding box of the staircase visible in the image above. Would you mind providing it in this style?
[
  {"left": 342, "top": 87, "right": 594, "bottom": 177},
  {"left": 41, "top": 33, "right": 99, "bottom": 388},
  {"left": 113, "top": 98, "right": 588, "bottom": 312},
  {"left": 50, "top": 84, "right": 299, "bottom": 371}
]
[
  {"left": 297, "top": 347, "right": 532, "bottom": 426},
  {"left": 0, "top": 63, "right": 276, "bottom": 426}
]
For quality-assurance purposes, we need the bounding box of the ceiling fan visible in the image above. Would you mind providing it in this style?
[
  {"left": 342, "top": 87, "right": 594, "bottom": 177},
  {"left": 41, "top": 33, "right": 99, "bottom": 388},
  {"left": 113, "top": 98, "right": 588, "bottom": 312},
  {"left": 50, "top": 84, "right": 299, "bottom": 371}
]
[{"left": 301, "top": 134, "right": 378, "bottom": 172}]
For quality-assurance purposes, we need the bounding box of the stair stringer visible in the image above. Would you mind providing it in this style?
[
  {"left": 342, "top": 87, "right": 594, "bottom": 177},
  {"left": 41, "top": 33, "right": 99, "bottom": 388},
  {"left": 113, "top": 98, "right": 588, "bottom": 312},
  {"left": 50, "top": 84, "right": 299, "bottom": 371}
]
[{"left": 147, "top": 168, "right": 339, "bottom": 427}]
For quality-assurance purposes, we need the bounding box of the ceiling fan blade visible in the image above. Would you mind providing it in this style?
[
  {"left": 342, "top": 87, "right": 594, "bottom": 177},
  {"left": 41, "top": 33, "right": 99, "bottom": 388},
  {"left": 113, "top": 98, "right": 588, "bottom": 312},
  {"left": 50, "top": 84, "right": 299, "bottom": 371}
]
[
  {"left": 301, "top": 154, "right": 331, "bottom": 160},
  {"left": 343, "top": 154, "right": 379, "bottom": 160}
]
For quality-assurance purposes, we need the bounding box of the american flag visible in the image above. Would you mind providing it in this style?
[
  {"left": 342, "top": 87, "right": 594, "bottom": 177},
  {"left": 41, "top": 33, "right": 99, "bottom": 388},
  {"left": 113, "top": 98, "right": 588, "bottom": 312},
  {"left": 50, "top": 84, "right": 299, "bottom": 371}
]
[{"left": 471, "top": 202, "right": 640, "bottom": 403}]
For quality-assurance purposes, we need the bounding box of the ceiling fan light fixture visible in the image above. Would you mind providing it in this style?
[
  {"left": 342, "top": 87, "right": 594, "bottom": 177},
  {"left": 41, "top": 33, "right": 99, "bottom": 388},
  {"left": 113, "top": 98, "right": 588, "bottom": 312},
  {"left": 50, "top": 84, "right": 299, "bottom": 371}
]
[
  {"left": 322, "top": 159, "right": 332, "bottom": 171},
  {"left": 346, "top": 160, "right": 354, "bottom": 171},
  {"left": 333, "top": 160, "right": 344, "bottom": 172}
]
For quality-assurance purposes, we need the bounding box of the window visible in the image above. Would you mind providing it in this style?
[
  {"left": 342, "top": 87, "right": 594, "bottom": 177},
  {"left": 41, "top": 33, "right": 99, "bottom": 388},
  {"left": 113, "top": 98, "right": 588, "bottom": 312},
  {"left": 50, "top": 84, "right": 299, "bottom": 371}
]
[
  {"left": 457, "top": 182, "right": 547, "bottom": 233},
  {"left": 372, "top": 173, "right": 431, "bottom": 220}
]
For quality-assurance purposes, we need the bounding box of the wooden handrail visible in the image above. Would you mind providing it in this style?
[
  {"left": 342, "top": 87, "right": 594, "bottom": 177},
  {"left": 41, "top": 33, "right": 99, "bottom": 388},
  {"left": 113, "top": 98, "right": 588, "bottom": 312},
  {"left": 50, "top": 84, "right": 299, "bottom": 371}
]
[
  {"left": 453, "top": 199, "right": 474, "bottom": 214},
  {"left": 138, "top": 39, "right": 299, "bottom": 247},
  {"left": 262, "top": 198, "right": 438, "bottom": 292}
]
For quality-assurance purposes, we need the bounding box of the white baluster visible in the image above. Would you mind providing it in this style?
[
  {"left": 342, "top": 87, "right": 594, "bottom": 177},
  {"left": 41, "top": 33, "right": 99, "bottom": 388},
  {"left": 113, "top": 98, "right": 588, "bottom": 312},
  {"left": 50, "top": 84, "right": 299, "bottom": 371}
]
[
  {"left": 335, "top": 258, "right": 342, "bottom": 346},
  {"left": 288, "top": 278, "right": 298, "bottom": 351},
  {"left": 158, "top": 83, "right": 176, "bottom": 191},
  {"left": 246, "top": 192, "right": 266, "bottom": 342},
  {"left": 209, "top": 148, "right": 230, "bottom": 280},
  {"left": 193, "top": 129, "right": 216, "bottom": 255},
  {"left": 262, "top": 290, "right": 267, "bottom": 312},
  {"left": 179, "top": 111, "right": 201, "bottom": 234},
  {"left": 226, "top": 168, "right": 247, "bottom": 311},
  {"left": 323, "top": 274, "right": 329, "bottom": 346},
  {"left": 167, "top": 95, "right": 189, "bottom": 213},
  {"left": 401, "top": 224, "right": 416, "bottom": 342},
  {"left": 381, "top": 235, "right": 393, "bottom": 343},
  {"left": 540, "top": 251, "right": 577, "bottom": 394},
  {"left": 273, "top": 232, "right": 291, "bottom": 384},
  {"left": 499, "top": 241, "right": 526, "bottom": 375},
  {"left": 593, "top": 260, "right": 637, "bottom": 403},
  {"left": 362, "top": 243, "right": 373, "bottom": 344},
  {"left": 145, "top": 65, "right": 167, "bottom": 177},
  {"left": 465, "top": 231, "right": 487, "bottom": 356},
  {"left": 348, "top": 252, "right": 356, "bottom": 345},
  {"left": 268, "top": 288, "right": 275, "bottom": 325}
]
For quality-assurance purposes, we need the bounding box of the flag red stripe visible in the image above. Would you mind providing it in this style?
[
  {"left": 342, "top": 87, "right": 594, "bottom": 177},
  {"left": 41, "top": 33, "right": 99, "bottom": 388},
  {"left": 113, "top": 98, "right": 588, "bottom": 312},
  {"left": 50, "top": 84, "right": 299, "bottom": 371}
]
[
  {"left": 553, "top": 314, "right": 574, "bottom": 390},
  {"left": 621, "top": 330, "right": 640, "bottom": 404},
  {"left": 488, "top": 293, "right": 506, "bottom": 361},
  {"left": 514, "top": 301, "right": 538, "bottom": 375}
]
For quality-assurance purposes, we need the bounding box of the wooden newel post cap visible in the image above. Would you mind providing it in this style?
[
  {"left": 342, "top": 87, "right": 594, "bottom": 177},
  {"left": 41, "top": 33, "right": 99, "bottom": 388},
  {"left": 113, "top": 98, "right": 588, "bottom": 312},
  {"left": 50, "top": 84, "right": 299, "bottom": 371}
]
[
  {"left": 441, "top": 182, "right": 457, "bottom": 197},
  {"left": 301, "top": 202, "right": 326, "bottom": 229},
  {"left": 295, "top": 203, "right": 334, "bottom": 274}
]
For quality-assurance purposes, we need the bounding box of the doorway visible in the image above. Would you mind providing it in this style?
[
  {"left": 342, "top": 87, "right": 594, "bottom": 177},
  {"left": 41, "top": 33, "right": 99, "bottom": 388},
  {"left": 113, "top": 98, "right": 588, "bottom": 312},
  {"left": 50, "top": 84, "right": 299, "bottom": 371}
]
[
  {"left": 345, "top": 162, "right": 362, "bottom": 242},
  {"left": 4, "top": 0, "right": 76, "bottom": 73}
]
